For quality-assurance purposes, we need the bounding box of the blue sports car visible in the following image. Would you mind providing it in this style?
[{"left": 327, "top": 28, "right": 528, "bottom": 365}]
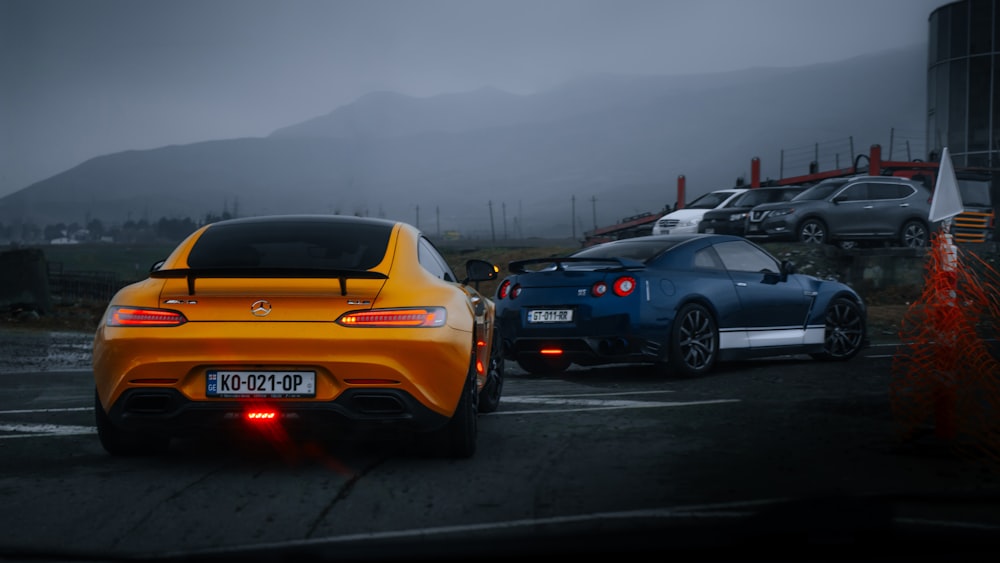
[{"left": 494, "top": 234, "right": 867, "bottom": 377}]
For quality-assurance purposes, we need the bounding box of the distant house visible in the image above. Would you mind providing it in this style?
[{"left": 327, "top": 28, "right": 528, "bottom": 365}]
[{"left": 50, "top": 228, "right": 90, "bottom": 244}]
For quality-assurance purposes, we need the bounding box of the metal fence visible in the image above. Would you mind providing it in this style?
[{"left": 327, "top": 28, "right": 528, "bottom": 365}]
[{"left": 46, "top": 263, "right": 132, "bottom": 303}]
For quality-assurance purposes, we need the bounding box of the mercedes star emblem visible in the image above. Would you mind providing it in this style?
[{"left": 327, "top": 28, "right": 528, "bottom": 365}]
[{"left": 250, "top": 300, "right": 272, "bottom": 317}]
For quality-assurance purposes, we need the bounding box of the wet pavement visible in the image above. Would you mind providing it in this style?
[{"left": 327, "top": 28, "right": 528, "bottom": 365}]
[{"left": 0, "top": 328, "right": 93, "bottom": 373}]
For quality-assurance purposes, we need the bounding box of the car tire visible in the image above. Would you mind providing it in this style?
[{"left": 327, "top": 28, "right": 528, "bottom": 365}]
[
  {"left": 94, "top": 389, "right": 169, "bottom": 456},
  {"left": 478, "top": 327, "right": 505, "bottom": 414},
  {"left": 798, "top": 219, "right": 827, "bottom": 244},
  {"left": 900, "top": 220, "right": 929, "bottom": 248},
  {"left": 516, "top": 355, "right": 571, "bottom": 376},
  {"left": 810, "top": 297, "right": 866, "bottom": 361},
  {"left": 667, "top": 303, "right": 719, "bottom": 377},
  {"left": 430, "top": 356, "right": 478, "bottom": 459}
]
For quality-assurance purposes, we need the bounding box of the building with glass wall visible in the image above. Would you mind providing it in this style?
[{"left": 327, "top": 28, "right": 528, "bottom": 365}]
[{"left": 927, "top": 0, "right": 999, "bottom": 168}]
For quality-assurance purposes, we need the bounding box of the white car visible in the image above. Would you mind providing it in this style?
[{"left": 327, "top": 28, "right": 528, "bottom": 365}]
[{"left": 650, "top": 188, "right": 748, "bottom": 235}]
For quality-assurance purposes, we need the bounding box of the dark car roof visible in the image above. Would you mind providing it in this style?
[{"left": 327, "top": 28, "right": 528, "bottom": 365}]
[
  {"left": 700, "top": 187, "right": 805, "bottom": 217},
  {"left": 750, "top": 176, "right": 930, "bottom": 210}
]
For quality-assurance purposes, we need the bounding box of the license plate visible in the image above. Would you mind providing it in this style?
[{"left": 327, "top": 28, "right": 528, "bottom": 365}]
[
  {"left": 207, "top": 370, "right": 316, "bottom": 398},
  {"left": 704, "top": 227, "right": 715, "bottom": 233},
  {"left": 528, "top": 309, "right": 573, "bottom": 323},
  {"left": 748, "top": 224, "right": 760, "bottom": 232}
]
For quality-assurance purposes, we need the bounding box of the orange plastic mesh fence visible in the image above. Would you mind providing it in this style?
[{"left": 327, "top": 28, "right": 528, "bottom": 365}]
[{"left": 890, "top": 230, "right": 1000, "bottom": 467}]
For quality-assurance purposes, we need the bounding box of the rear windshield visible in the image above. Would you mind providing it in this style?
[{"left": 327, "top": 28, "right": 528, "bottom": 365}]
[
  {"left": 186, "top": 219, "right": 393, "bottom": 270},
  {"left": 686, "top": 191, "right": 739, "bottom": 209},
  {"left": 733, "top": 188, "right": 801, "bottom": 207},
  {"left": 573, "top": 239, "right": 680, "bottom": 262}
]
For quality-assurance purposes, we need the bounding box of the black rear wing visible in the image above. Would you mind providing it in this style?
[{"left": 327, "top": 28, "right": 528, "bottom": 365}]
[
  {"left": 150, "top": 267, "right": 388, "bottom": 296},
  {"left": 508, "top": 257, "right": 645, "bottom": 274}
]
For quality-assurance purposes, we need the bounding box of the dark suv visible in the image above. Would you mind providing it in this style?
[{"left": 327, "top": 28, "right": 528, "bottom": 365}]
[
  {"left": 698, "top": 185, "right": 805, "bottom": 237},
  {"left": 745, "top": 175, "right": 934, "bottom": 248}
]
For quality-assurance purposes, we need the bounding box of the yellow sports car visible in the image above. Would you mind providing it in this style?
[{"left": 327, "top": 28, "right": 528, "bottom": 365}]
[{"left": 93, "top": 214, "right": 502, "bottom": 458}]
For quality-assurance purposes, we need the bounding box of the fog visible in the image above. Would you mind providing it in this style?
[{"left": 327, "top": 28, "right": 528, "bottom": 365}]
[{"left": 1, "top": 0, "right": 943, "bottom": 198}]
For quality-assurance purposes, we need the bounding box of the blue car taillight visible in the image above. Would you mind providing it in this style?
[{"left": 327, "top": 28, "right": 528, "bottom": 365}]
[
  {"left": 497, "top": 279, "right": 512, "bottom": 299},
  {"left": 592, "top": 276, "right": 636, "bottom": 298},
  {"left": 613, "top": 276, "right": 636, "bottom": 297}
]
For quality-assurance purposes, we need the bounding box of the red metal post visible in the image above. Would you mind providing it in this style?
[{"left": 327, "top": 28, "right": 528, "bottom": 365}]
[
  {"left": 676, "top": 175, "right": 686, "bottom": 210},
  {"left": 751, "top": 157, "right": 760, "bottom": 188},
  {"left": 869, "top": 144, "right": 882, "bottom": 176}
]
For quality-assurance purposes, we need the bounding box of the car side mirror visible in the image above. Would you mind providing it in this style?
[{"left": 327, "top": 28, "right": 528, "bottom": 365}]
[
  {"left": 780, "top": 260, "right": 796, "bottom": 281},
  {"left": 463, "top": 259, "right": 499, "bottom": 288}
]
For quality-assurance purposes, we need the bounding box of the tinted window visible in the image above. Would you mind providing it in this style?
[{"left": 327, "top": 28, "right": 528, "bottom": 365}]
[
  {"left": 573, "top": 239, "right": 679, "bottom": 261},
  {"left": 870, "top": 183, "right": 911, "bottom": 200},
  {"left": 776, "top": 188, "right": 802, "bottom": 201},
  {"left": 686, "top": 191, "right": 739, "bottom": 209},
  {"left": 793, "top": 180, "right": 846, "bottom": 201},
  {"left": 837, "top": 183, "right": 869, "bottom": 201},
  {"left": 187, "top": 219, "right": 392, "bottom": 270},
  {"left": 733, "top": 190, "right": 772, "bottom": 207},
  {"left": 418, "top": 237, "right": 457, "bottom": 282},
  {"left": 735, "top": 187, "right": 803, "bottom": 206},
  {"left": 713, "top": 240, "right": 780, "bottom": 273},
  {"left": 693, "top": 247, "right": 725, "bottom": 270}
]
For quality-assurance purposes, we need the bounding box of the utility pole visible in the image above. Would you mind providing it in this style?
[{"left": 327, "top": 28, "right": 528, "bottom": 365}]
[
  {"left": 502, "top": 202, "right": 507, "bottom": 240},
  {"left": 571, "top": 195, "right": 576, "bottom": 239},
  {"left": 518, "top": 200, "right": 523, "bottom": 238},
  {"left": 488, "top": 200, "right": 496, "bottom": 244}
]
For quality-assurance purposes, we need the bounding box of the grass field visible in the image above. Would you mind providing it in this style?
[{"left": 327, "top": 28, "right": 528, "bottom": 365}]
[
  {"left": 4, "top": 240, "right": 916, "bottom": 337},
  {"left": 39, "top": 243, "right": 176, "bottom": 283}
]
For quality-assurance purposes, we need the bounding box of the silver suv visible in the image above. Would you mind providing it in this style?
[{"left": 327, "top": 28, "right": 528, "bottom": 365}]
[{"left": 745, "top": 175, "right": 934, "bottom": 248}]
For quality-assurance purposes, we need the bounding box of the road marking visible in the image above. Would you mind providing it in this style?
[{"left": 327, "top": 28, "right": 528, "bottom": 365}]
[
  {"left": 492, "top": 396, "right": 738, "bottom": 415},
  {"left": 0, "top": 407, "right": 91, "bottom": 415},
  {"left": 169, "top": 501, "right": 774, "bottom": 558},
  {"left": 0, "top": 423, "right": 96, "bottom": 438},
  {"left": 164, "top": 498, "right": 1000, "bottom": 560},
  {"left": 524, "top": 390, "right": 676, "bottom": 398}
]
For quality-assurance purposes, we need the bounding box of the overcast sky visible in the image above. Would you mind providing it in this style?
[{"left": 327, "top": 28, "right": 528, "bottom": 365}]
[{"left": 1, "top": 0, "right": 946, "bottom": 197}]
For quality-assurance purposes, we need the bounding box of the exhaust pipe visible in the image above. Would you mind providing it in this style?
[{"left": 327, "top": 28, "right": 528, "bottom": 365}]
[{"left": 598, "top": 338, "right": 629, "bottom": 356}]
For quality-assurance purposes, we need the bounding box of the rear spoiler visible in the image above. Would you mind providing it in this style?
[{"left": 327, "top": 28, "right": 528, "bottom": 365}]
[
  {"left": 150, "top": 267, "right": 388, "bottom": 296},
  {"left": 508, "top": 257, "right": 645, "bottom": 274}
]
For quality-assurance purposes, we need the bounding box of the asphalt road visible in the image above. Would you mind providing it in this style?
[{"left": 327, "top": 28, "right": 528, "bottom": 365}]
[{"left": 1, "top": 330, "right": 998, "bottom": 561}]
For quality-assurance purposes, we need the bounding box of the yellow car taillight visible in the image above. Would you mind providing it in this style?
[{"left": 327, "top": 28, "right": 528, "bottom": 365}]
[
  {"left": 336, "top": 307, "right": 447, "bottom": 327},
  {"left": 107, "top": 307, "right": 187, "bottom": 327}
]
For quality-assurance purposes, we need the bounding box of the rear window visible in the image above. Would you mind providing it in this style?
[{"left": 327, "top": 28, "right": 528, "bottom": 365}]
[
  {"left": 686, "top": 190, "right": 740, "bottom": 209},
  {"left": 186, "top": 219, "right": 392, "bottom": 270},
  {"left": 734, "top": 188, "right": 801, "bottom": 206},
  {"left": 573, "top": 239, "right": 679, "bottom": 262}
]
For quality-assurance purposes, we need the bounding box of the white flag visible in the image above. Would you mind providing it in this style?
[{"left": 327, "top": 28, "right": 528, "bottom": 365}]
[{"left": 928, "top": 147, "right": 964, "bottom": 223}]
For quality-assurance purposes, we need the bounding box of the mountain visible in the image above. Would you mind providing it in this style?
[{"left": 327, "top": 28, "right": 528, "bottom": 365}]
[{"left": 0, "top": 44, "right": 927, "bottom": 239}]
